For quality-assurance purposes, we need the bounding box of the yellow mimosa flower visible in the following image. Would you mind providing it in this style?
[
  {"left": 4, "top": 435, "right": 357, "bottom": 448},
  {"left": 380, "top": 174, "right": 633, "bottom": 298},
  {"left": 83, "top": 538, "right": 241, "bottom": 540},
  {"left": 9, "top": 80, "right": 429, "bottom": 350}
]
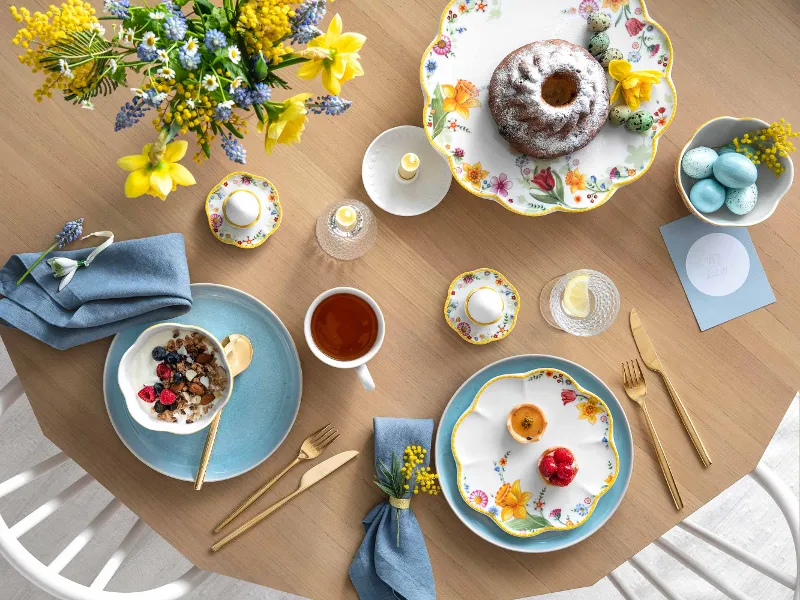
[
  {"left": 258, "top": 93, "right": 313, "bottom": 154},
  {"left": 608, "top": 59, "right": 664, "bottom": 111},
  {"left": 296, "top": 14, "right": 365, "bottom": 95},
  {"left": 117, "top": 140, "right": 196, "bottom": 200}
]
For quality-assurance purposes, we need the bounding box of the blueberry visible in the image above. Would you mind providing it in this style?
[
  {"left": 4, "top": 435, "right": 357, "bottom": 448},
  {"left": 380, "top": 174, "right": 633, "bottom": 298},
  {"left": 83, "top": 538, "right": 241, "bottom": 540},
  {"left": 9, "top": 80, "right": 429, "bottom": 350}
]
[
  {"left": 152, "top": 346, "right": 167, "bottom": 361},
  {"left": 173, "top": 372, "right": 184, "bottom": 384},
  {"left": 166, "top": 351, "right": 181, "bottom": 364},
  {"left": 154, "top": 382, "right": 164, "bottom": 395},
  {"left": 154, "top": 401, "right": 167, "bottom": 414}
]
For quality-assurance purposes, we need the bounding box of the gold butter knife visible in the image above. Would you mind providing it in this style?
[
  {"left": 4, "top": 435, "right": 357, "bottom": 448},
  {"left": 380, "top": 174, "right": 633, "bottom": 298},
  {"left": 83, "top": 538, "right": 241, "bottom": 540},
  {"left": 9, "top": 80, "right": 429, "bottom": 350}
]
[
  {"left": 210, "top": 450, "right": 358, "bottom": 551},
  {"left": 630, "top": 308, "right": 712, "bottom": 467}
]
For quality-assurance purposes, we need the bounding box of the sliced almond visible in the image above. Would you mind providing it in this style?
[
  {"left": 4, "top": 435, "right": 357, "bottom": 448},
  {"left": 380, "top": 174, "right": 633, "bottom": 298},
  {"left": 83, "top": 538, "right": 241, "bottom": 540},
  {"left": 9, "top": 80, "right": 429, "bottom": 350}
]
[{"left": 185, "top": 369, "right": 197, "bottom": 381}]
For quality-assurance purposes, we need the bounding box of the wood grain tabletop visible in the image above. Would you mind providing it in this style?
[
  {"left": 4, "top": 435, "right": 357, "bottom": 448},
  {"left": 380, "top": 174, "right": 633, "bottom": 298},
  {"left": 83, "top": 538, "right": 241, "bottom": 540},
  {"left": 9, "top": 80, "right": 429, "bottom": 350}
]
[{"left": 1, "top": 0, "right": 799, "bottom": 598}]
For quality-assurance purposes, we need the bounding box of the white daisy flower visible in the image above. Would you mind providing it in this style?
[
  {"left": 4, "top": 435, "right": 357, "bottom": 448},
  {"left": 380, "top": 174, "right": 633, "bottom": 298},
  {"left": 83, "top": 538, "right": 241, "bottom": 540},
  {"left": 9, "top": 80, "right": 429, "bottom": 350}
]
[
  {"left": 80, "top": 99, "right": 95, "bottom": 110},
  {"left": 148, "top": 10, "right": 165, "bottom": 20},
  {"left": 156, "top": 49, "right": 170, "bottom": 63},
  {"left": 218, "top": 100, "right": 234, "bottom": 109},
  {"left": 58, "top": 59, "right": 74, "bottom": 79},
  {"left": 142, "top": 31, "right": 158, "bottom": 48},
  {"left": 182, "top": 38, "right": 199, "bottom": 56},
  {"left": 130, "top": 87, "right": 145, "bottom": 97},
  {"left": 228, "top": 76, "right": 243, "bottom": 94},
  {"left": 90, "top": 22, "right": 105, "bottom": 36},
  {"left": 119, "top": 28, "right": 135, "bottom": 48},
  {"left": 186, "top": 98, "right": 196, "bottom": 109},
  {"left": 153, "top": 92, "right": 167, "bottom": 104},
  {"left": 227, "top": 46, "right": 241, "bottom": 64},
  {"left": 156, "top": 67, "right": 176, "bottom": 81},
  {"left": 202, "top": 74, "right": 219, "bottom": 91},
  {"left": 108, "top": 59, "right": 118, "bottom": 73}
]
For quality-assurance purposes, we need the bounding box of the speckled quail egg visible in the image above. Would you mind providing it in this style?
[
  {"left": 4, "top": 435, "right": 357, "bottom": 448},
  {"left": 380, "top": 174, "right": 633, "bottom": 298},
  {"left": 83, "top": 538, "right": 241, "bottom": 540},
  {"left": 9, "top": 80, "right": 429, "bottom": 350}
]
[
  {"left": 681, "top": 146, "right": 719, "bottom": 179},
  {"left": 624, "top": 109, "right": 654, "bottom": 133},
  {"left": 587, "top": 32, "right": 610, "bottom": 57},
  {"left": 600, "top": 47, "right": 624, "bottom": 68},
  {"left": 725, "top": 183, "right": 759, "bottom": 215},
  {"left": 609, "top": 105, "right": 632, "bottom": 126},
  {"left": 587, "top": 11, "right": 611, "bottom": 32}
]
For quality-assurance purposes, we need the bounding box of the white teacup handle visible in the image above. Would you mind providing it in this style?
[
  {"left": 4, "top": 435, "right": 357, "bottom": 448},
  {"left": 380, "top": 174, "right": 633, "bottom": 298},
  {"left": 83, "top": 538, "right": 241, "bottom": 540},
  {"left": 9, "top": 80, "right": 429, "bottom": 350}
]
[{"left": 355, "top": 363, "right": 375, "bottom": 392}]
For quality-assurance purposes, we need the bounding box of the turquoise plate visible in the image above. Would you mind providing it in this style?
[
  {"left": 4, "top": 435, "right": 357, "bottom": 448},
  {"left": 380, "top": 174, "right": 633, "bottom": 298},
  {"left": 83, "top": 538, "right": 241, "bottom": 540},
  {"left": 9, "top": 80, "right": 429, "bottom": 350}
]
[
  {"left": 435, "top": 355, "right": 633, "bottom": 552},
  {"left": 103, "top": 283, "right": 302, "bottom": 482}
]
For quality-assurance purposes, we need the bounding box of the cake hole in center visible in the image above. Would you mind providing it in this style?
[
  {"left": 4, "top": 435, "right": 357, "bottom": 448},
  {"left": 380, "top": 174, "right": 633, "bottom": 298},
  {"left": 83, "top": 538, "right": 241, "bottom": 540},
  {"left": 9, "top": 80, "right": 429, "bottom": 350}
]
[{"left": 541, "top": 73, "right": 578, "bottom": 107}]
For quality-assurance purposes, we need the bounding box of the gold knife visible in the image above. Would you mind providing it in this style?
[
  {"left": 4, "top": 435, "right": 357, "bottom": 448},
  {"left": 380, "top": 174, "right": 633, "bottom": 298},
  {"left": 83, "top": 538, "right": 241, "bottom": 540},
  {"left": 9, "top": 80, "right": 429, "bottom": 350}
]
[
  {"left": 210, "top": 450, "right": 358, "bottom": 551},
  {"left": 630, "top": 308, "right": 712, "bottom": 467}
]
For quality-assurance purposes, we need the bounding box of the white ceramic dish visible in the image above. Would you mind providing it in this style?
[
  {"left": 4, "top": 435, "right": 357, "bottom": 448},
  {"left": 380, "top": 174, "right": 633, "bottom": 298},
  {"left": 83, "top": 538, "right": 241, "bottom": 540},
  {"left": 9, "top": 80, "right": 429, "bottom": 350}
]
[
  {"left": 117, "top": 322, "right": 234, "bottom": 435},
  {"left": 676, "top": 116, "right": 794, "bottom": 227}
]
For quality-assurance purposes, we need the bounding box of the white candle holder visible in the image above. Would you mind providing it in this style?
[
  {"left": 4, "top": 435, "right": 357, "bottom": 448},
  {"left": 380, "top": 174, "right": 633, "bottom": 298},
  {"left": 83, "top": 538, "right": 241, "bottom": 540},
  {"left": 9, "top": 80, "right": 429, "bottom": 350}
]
[{"left": 362, "top": 125, "right": 452, "bottom": 216}]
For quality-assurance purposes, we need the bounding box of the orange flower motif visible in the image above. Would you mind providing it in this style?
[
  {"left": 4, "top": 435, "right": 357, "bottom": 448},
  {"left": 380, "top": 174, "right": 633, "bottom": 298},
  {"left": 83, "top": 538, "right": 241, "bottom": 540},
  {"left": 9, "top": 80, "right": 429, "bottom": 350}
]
[
  {"left": 605, "top": 474, "right": 614, "bottom": 485},
  {"left": 494, "top": 479, "right": 532, "bottom": 521},
  {"left": 627, "top": 168, "right": 636, "bottom": 176},
  {"left": 577, "top": 397, "right": 601, "bottom": 425},
  {"left": 565, "top": 169, "right": 586, "bottom": 193},
  {"left": 462, "top": 161, "right": 488, "bottom": 189},
  {"left": 602, "top": 0, "right": 629, "bottom": 12},
  {"left": 442, "top": 79, "right": 481, "bottom": 119},
  {"left": 498, "top": 457, "right": 507, "bottom": 466}
]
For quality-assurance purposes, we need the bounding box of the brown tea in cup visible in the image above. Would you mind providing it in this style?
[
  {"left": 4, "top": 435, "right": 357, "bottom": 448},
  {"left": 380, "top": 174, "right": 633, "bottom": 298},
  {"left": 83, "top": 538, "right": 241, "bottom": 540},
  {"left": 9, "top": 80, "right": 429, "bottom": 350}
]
[{"left": 310, "top": 293, "right": 379, "bottom": 361}]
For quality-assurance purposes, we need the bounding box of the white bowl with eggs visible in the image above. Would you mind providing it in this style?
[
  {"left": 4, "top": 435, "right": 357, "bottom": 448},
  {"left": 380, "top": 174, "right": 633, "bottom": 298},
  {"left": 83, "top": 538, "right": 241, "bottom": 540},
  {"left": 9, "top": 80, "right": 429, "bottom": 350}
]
[
  {"left": 118, "top": 323, "right": 233, "bottom": 435},
  {"left": 676, "top": 116, "right": 794, "bottom": 227}
]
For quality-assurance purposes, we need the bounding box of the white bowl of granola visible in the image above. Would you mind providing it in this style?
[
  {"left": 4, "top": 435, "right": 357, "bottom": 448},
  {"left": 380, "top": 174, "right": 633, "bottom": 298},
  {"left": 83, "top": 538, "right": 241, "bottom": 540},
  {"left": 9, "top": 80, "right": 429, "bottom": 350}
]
[{"left": 118, "top": 323, "right": 233, "bottom": 435}]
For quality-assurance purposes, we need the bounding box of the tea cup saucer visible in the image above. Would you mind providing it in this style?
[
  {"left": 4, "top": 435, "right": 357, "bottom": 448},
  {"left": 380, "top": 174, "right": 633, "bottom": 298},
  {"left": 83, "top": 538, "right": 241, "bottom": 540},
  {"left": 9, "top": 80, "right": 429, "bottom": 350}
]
[
  {"left": 205, "top": 172, "right": 282, "bottom": 249},
  {"left": 444, "top": 268, "right": 520, "bottom": 344}
]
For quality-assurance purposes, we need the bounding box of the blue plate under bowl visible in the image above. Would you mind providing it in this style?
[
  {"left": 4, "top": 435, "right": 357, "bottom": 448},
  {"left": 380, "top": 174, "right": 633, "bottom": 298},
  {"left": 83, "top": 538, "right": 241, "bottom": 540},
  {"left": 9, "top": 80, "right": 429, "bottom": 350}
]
[
  {"left": 436, "top": 355, "right": 633, "bottom": 552},
  {"left": 103, "top": 283, "right": 302, "bottom": 482}
]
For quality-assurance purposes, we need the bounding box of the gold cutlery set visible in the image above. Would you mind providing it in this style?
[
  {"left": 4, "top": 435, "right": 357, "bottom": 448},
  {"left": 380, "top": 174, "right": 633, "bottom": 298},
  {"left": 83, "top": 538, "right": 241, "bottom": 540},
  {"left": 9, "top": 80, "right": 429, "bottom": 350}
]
[{"left": 624, "top": 308, "right": 711, "bottom": 510}]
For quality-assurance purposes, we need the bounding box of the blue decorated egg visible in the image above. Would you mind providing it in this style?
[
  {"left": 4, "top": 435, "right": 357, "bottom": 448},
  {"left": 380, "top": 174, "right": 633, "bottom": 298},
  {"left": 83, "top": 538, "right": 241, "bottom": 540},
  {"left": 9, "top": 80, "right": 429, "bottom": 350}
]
[
  {"left": 587, "top": 32, "right": 610, "bottom": 57},
  {"left": 725, "top": 183, "right": 758, "bottom": 215},
  {"left": 712, "top": 152, "right": 758, "bottom": 189},
  {"left": 689, "top": 178, "right": 726, "bottom": 213},
  {"left": 681, "top": 146, "right": 718, "bottom": 179}
]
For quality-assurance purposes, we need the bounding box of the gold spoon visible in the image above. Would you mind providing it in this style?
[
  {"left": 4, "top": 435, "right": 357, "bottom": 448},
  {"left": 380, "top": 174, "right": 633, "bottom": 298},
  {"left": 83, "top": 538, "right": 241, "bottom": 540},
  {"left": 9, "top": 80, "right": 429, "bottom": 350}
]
[{"left": 194, "top": 334, "right": 254, "bottom": 490}]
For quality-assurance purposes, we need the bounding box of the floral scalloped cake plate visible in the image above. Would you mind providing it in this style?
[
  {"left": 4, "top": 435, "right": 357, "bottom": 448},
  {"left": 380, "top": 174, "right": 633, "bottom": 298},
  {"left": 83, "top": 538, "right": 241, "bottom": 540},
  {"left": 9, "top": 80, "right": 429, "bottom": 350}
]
[
  {"left": 420, "top": 0, "right": 676, "bottom": 216},
  {"left": 452, "top": 367, "right": 619, "bottom": 537},
  {"left": 444, "top": 268, "right": 520, "bottom": 344},
  {"left": 205, "top": 172, "right": 282, "bottom": 248}
]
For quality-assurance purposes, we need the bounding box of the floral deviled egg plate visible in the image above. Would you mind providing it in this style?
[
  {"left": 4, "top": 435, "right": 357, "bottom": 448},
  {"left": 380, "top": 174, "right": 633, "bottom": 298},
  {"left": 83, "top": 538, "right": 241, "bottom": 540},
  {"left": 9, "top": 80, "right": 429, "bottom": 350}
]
[
  {"left": 205, "top": 172, "right": 282, "bottom": 248},
  {"left": 420, "top": 0, "right": 676, "bottom": 216},
  {"left": 444, "top": 268, "right": 519, "bottom": 344},
  {"left": 451, "top": 368, "right": 619, "bottom": 537}
]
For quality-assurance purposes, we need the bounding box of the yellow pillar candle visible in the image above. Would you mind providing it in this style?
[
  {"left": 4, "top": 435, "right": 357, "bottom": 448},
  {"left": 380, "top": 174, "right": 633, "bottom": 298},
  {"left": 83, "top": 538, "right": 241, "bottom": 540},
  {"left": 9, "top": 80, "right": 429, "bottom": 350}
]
[
  {"left": 335, "top": 205, "right": 358, "bottom": 231},
  {"left": 398, "top": 152, "right": 420, "bottom": 180}
]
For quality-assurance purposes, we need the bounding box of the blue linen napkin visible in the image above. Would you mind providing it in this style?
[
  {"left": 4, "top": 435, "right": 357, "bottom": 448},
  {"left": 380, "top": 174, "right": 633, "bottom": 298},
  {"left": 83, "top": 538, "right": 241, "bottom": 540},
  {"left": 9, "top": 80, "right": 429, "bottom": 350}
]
[
  {"left": 349, "top": 417, "right": 436, "bottom": 600},
  {"left": 0, "top": 233, "right": 192, "bottom": 350}
]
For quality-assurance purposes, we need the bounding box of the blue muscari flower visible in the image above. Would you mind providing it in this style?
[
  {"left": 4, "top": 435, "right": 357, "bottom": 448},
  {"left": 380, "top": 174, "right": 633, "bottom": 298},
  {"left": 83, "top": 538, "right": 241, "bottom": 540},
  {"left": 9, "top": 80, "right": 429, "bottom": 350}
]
[
  {"left": 55, "top": 218, "right": 85, "bottom": 249},
  {"left": 306, "top": 94, "right": 351, "bottom": 116},
  {"left": 114, "top": 95, "right": 151, "bottom": 131},
  {"left": 104, "top": 0, "right": 130, "bottom": 18},
  {"left": 136, "top": 43, "right": 158, "bottom": 62},
  {"left": 424, "top": 59, "right": 437, "bottom": 74},
  {"left": 164, "top": 14, "right": 187, "bottom": 41},
  {"left": 290, "top": 0, "right": 326, "bottom": 44},
  {"left": 205, "top": 29, "right": 228, "bottom": 51},
  {"left": 232, "top": 86, "right": 252, "bottom": 109},
  {"left": 162, "top": 0, "right": 183, "bottom": 15},
  {"left": 221, "top": 133, "right": 246, "bottom": 164},
  {"left": 214, "top": 104, "right": 232, "bottom": 122},
  {"left": 178, "top": 46, "right": 201, "bottom": 70},
  {"left": 250, "top": 82, "right": 271, "bottom": 105}
]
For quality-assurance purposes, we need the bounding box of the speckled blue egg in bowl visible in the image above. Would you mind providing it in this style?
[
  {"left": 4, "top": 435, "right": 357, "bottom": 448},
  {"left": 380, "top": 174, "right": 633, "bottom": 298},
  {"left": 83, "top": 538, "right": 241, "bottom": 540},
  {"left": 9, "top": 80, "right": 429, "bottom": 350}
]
[{"left": 676, "top": 116, "right": 794, "bottom": 227}]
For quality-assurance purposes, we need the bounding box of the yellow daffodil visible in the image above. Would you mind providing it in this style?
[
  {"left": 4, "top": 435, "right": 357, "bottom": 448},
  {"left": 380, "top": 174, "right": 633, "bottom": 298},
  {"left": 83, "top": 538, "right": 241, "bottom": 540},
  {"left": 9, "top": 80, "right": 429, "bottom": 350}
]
[
  {"left": 296, "top": 14, "right": 365, "bottom": 95},
  {"left": 442, "top": 79, "right": 481, "bottom": 119},
  {"left": 608, "top": 59, "right": 664, "bottom": 111},
  {"left": 117, "top": 140, "right": 196, "bottom": 200},
  {"left": 258, "top": 93, "right": 312, "bottom": 154},
  {"left": 495, "top": 480, "right": 533, "bottom": 522}
]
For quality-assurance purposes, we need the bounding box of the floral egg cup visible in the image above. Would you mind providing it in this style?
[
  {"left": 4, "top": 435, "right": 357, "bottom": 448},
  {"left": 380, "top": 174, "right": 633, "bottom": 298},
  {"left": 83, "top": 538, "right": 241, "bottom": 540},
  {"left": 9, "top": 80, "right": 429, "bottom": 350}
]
[
  {"left": 420, "top": 0, "right": 676, "bottom": 216},
  {"left": 452, "top": 367, "right": 619, "bottom": 538},
  {"left": 444, "top": 268, "right": 519, "bottom": 344},
  {"left": 205, "top": 172, "right": 282, "bottom": 249}
]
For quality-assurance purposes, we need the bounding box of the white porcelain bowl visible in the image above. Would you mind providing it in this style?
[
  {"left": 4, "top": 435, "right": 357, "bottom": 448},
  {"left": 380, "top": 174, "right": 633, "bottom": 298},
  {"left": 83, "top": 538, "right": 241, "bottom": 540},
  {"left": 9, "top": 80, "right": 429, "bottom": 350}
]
[
  {"left": 118, "top": 323, "right": 233, "bottom": 435},
  {"left": 676, "top": 116, "right": 794, "bottom": 227}
]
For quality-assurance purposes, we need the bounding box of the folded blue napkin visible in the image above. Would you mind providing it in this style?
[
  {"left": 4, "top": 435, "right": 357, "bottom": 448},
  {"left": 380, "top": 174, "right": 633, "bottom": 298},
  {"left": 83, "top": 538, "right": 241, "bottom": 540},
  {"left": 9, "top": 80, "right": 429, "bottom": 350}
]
[
  {"left": 349, "top": 417, "right": 436, "bottom": 600},
  {"left": 0, "top": 233, "right": 192, "bottom": 350}
]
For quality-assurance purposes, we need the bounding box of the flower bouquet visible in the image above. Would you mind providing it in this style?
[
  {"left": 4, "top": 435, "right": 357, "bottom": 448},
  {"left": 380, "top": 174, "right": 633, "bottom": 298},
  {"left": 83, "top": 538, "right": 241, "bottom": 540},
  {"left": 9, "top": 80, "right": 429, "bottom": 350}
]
[{"left": 10, "top": 0, "right": 365, "bottom": 199}]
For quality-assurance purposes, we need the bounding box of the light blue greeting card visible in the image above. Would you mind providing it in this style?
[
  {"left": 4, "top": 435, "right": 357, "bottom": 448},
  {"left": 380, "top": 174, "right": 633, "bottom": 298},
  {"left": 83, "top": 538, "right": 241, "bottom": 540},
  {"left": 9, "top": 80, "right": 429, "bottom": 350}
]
[{"left": 660, "top": 215, "right": 775, "bottom": 331}]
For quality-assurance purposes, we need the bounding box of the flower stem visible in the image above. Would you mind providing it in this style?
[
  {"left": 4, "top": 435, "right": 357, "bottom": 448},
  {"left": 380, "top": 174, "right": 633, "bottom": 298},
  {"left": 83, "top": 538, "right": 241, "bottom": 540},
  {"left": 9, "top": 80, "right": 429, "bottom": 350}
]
[{"left": 16, "top": 241, "right": 58, "bottom": 285}]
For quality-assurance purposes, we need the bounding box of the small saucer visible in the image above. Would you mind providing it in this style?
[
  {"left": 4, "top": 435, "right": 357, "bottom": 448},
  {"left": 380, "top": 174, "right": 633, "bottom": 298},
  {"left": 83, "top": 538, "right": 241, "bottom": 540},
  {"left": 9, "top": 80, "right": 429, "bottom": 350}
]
[
  {"left": 444, "top": 268, "right": 520, "bottom": 344},
  {"left": 205, "top": 172, "right": 282, "bottom": 249}
]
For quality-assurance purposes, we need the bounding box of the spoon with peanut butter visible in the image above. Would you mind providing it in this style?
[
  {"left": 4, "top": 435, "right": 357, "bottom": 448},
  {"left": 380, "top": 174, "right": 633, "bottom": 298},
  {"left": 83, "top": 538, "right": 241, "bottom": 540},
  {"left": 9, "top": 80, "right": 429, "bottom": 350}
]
[{"left": 194, "top": 334, "right": 254, "bottom": 490}]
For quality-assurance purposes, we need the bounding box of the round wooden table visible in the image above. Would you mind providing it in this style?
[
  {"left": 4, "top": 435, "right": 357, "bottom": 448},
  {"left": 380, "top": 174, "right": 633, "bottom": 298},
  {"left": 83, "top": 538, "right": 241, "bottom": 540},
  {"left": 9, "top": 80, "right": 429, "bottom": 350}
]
[{"left": 1, "top": 0, "right": 798, "bottom": 597}]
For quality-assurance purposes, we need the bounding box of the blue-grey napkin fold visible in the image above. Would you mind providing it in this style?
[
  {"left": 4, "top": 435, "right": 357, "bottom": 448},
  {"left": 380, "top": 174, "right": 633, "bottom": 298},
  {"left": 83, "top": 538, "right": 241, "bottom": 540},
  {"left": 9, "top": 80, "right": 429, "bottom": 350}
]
[
  {"left": 349, "top": 417, "right": 436, "bottom": 600},
  {"left": 0, "top": 233, "right": 192, "bottom": 350}
]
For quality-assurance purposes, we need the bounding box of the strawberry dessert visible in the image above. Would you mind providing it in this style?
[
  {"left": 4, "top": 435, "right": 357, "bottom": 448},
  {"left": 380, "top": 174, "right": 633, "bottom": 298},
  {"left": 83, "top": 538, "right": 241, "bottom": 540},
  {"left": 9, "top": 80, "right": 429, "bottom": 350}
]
[{"left": 538, "top": 446, "right": 579, "bottom": 487}]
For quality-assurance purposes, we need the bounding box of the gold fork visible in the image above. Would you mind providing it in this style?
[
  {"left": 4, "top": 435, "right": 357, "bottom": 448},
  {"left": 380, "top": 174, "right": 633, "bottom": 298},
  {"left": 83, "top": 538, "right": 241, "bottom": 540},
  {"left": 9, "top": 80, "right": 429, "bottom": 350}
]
[
  {"left": 622, "top": 360, "right": 683, "bottom": 510},
  {"left": 213, "top": 424, "right": 339, "bottom": 532}
]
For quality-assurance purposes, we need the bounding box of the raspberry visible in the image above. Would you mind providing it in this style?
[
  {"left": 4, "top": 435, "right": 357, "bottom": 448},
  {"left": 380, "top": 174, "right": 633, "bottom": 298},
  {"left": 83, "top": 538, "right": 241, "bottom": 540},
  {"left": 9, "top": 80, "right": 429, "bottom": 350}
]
[
  {"left": 137, "top": 386, "right": 157, "bottom": 403},
  {"left": 557, "top": 463, "right": 574, "bottom": 481},
  {"left": 540, "top": 456, "right": 557, "bottom": 477},
  {"left": 554, "top": 447, "right": 574, "bottom": 465},
  {"left": 156, "top": 363, "right": 172, "bottom": 380},
  {"left": 548, "top": 475, "right": 570, "bottom": 487},
  {"left": 159, "top": 389, "right": 177, "bottom": 406}
]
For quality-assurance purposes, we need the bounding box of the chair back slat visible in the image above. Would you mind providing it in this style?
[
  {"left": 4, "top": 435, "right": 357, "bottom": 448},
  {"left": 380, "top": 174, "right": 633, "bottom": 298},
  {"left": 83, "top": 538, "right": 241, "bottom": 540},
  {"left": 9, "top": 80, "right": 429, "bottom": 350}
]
[
  {"left": 0, "top": 376, "right": 23, "bottom": 420},
  {"left": 0, "top": 452, "right": 69, "bottom": 500},
  {"left": 629, "top": 554, "right": 685, "bottom": 600},
  {"left": 90, "top": 518, "right": 146, "bottom": 591},
  {"left": 9, "top": 473, "right": 93, "bottom": 539},
  {"left": 49, "top": 498, "right": 122, "bottom": 575}
]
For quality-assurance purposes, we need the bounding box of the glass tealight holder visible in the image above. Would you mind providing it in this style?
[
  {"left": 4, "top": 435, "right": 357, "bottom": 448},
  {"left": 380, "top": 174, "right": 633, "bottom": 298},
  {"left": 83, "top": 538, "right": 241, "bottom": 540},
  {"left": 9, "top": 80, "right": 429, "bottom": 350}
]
[
  {"left": 316, "top": 199, "right": 378, "bottom": 261},
  {"left": 539, "top": 269, "right": 620, "bottom": 336}
]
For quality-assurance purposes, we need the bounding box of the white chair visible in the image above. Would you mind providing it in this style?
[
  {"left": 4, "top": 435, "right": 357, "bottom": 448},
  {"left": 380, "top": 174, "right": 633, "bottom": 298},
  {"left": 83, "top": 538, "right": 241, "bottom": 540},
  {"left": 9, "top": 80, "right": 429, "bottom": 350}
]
[{"left": 0, "top": 376, "right": 212, "bottom": 600}]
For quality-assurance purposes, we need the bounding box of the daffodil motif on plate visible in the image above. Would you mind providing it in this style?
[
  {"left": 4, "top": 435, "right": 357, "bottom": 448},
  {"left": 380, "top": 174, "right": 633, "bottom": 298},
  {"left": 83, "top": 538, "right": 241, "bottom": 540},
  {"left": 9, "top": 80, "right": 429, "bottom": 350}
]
[
  {"left": 420, "top": 0, "right": 677, "bottom": 216},
  {"left": 444, "top": 268, "right": 520, "bottom": 345},
  {"left": 452, "top": 368, "right": 619, "bottom": 537}
]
